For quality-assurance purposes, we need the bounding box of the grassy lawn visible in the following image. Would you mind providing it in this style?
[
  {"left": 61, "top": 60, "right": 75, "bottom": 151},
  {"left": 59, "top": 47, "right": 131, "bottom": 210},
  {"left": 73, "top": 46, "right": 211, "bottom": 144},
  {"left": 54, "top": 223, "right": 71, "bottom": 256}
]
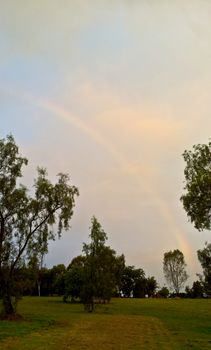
[{"left": 0, "top": 297, "right": 211, "bottom": 349}]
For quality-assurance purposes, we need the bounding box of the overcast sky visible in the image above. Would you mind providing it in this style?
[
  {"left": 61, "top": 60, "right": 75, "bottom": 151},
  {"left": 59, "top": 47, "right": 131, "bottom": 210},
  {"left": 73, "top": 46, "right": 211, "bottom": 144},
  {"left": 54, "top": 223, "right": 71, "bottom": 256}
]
[{"left": 1, "top": 0, "right": 211, "bottom": 287}]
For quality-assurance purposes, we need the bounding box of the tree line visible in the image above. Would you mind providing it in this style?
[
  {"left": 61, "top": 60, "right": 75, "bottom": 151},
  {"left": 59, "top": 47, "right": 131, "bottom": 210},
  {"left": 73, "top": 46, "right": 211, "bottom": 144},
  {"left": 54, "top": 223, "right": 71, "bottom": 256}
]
[
  {"left": 1, "top": 135, "right": 211, "bottom": 318},
  {"left": 1, "top": 234, "right": 210, "bottom": 307},
  {"left": 0, "top": 216, "right": 158, "bottom": 312}
]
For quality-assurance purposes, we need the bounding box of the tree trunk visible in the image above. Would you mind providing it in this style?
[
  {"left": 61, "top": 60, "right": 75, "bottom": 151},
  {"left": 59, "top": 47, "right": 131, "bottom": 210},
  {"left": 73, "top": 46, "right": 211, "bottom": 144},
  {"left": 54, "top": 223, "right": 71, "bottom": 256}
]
[
  {"left": 2, "top": 279, "right": 15, "bottom": 317},
  {"left": 37, "top": 280, "right": 41, "bottom": 297}
]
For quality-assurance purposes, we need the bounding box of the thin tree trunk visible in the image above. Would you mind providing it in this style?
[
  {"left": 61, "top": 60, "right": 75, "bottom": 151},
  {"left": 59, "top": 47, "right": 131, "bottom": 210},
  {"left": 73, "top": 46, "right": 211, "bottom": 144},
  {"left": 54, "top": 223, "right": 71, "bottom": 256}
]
[{"left": 37, "top": 280, "right": 41, "bottom": 297}]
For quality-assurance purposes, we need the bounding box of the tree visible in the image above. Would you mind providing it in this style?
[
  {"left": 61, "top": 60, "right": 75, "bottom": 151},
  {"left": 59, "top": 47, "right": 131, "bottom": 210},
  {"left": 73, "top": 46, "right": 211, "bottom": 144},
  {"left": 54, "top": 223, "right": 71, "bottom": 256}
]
[
  {"left": 121, "top": 265, "right": 146, "bottom": 298},
  {"left": 27, "top": 254, "right": 43, "bottom": 297},
  {"left": 145, "top": 276, "right": 158, "bottom": 297},
  {"left": 82, "top": 216, "right": 123, "bottom": 311},
  {"left": 50, "top": 264, "right": 66, "bottom": 296},
  {"left": 112, "top": 253, "right": 125, "bottom": 297},
  {"left": 63, "top": 218, "right": 124, "bottom": 310},
  {"left": 181, "top": 142, "right": 211, "bottom": 231},
  {"left": 82, "top": 216, "right": 108, "bottom": 311},
  {"left": 163, "top": 249, "right": 188, "bottom": 294},
  {"left": 27, "top": 250, "right": 47, "bottom": 297},
  {"left": 0, "top": 135, "right": 79, "bottom": 317},
  {"left": 64, "top": 255, "right": 86, "bottom": 302},
  {"left": 191, "top": 281, "right": 204, "bottom": 298},
  {"left": 157, "top": 286, "right": 169, "bottom": 298},
  {"left": 197, "top": 242, "right": 211, "bottom": 295},
  {"left": 185, "top": 280, "right": 204, "bottom": 298}
]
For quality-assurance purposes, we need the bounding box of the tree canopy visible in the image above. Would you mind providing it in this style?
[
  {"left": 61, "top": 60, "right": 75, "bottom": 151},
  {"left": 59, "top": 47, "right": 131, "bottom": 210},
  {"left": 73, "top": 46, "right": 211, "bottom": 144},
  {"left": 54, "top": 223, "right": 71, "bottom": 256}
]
[
  {"left": 181, "top": 142, "right": 211, "bottom": 231},
  {"left": 197, "top": 242, "right": 211, "bottom": 295},
  {"left": 0, "top": 135, "right": 79, "bottom": 317},
  {"left": 121, "top": 265, "right": 145, "bottom": 298}
]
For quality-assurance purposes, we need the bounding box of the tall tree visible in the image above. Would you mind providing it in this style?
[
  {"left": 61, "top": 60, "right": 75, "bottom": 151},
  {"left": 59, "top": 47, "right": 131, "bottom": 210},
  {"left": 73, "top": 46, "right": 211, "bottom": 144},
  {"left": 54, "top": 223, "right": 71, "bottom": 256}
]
[
  {"left": 0, "top": 135, "right": 79, "bottom": 317},
  {"left": 82, "top": 216, "right": 123, "bottom": 311},
  {"left": 82, "top": 217, "right": 107, "bottom": 311},
  {"left": 181, "top": 142, "right": 211, "bottom": 231},
  {"left": 163, "top": 249, "right": 188, "bottom": 294}
]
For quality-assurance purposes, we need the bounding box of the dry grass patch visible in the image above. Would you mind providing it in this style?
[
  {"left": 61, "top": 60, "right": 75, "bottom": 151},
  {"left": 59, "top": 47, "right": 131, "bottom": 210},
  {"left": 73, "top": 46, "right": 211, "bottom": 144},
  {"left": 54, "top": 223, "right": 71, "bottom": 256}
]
[
  {"left": 0, "top": 314, "right": 176, "bottom": 350},
  {"left": 1, "top": 298, "right": 211, "bottom": 349}
]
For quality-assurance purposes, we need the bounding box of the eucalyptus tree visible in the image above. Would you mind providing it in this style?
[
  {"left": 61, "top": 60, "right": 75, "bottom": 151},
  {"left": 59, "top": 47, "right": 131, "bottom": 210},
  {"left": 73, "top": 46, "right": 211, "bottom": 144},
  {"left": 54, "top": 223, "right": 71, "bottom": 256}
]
[
  {"left": 0, "top": 135, "right": 79, "bottom": 317},
  {"left": 163, "top": 249, "right": 188, "bottom": 294}
]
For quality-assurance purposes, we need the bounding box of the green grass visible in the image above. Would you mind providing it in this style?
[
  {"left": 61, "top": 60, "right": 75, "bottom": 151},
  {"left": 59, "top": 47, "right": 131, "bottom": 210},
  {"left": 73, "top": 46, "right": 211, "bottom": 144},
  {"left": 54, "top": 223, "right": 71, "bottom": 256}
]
[{"left": 0, "top": 297, "right": 211, "bottom": 349}]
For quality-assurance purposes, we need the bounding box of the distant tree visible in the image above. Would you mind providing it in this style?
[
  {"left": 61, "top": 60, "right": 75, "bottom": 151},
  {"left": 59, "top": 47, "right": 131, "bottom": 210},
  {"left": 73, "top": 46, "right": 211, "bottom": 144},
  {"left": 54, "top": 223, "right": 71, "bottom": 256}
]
[
  {"left": 112, "top": 254, "right": 125, "bottom": 296},
  {"left": 16, "top": 265, "right": 36, "bottom": 296},
  {"left": 157, "top": 286, "right": 169, "bottom": 298},
  {"left": 188, "top": 281, "right": 204, "bottom": 298},
  {"left": 192, "top": 281, "right": 204, "bottom": 298},
  {"left": 181, "top": 142, "right": 211, "bottom": 231},
  {"left": 121, "top": 266, "right": 146, "bottom": 298},
  {"left": 185, "top": 285, "right": 191, "bottom": 298},
  {"left": 64, "top": 255, "right": 86, "bottom": 302},
  {"left": 145, "top": 276, "right": 158, "bottom": 297},
  {"left": 67, "top": 255, "right": 87, "bottom": 271},
  {"left": 197, "top": 242, "right": 211, "bottom": 295},
  {"left": 27, "top": 251, "right": 46, "bottom": 297},
  {"left": 133, "top": 277, "right": 146, "bottom": 298},
  {"left": 0, "top": 135, "right": 79, "bottom": 317},
  {"left": 50, "top": 264, "right": 66, "bottom": 296},
  {"left": 40, "top": 268, "right": 52, "bottom": 296},
  {"left": 163, "top": 249, "right": 188, "bottom": 294}
]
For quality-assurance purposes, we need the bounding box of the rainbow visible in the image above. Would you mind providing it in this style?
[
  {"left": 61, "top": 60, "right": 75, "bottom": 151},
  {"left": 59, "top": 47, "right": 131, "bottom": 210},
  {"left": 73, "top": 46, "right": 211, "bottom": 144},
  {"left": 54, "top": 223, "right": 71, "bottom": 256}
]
[{"left": 2, "top": 85, "right": 192, "bottom": 265}]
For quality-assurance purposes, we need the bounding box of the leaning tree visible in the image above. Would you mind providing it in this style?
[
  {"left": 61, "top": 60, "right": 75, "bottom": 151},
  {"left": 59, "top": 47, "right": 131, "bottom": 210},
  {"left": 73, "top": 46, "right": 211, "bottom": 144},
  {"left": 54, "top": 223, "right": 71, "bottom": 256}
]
[{"left": 0, "top": 135, "right": 79, "bottom": 317}]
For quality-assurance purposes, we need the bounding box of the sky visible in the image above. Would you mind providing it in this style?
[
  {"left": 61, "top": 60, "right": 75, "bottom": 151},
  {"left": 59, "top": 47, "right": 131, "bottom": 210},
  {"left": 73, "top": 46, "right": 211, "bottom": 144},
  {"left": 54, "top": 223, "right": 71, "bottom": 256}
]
[{"left": 1, "top": 0, "right": 211, "bottom": 287}]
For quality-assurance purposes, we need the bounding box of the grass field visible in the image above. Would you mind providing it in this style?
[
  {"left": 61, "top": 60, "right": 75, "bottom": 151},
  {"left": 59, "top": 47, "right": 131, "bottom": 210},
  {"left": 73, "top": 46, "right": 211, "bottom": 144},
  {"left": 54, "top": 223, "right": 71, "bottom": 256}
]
[{"left": 0, "top": 297, "right": 211, "bottom": 349}]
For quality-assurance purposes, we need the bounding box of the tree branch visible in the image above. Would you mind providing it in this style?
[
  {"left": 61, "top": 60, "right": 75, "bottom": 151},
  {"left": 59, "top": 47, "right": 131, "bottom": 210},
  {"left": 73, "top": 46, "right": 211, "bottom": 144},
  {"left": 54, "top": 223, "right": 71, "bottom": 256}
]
[{"left": 10, "top": 205, "right": 61, "bottom": 274}]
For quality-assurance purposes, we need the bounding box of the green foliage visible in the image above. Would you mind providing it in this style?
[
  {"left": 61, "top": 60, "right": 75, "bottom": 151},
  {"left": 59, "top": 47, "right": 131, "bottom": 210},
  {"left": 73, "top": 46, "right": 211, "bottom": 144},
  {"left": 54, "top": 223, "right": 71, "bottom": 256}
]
[
  {"left": 48, "top": 264, "right": 66, "bottom": 296},
  {"left": 0, "top": 135, "right": 79, "bottom": 316},
  {"left": 64, "top": 256, "right": 86, "bottom": 302},
  {"left": 157, "top": 286, "right": 169, "bottom": 298},
  {"left": 181, "top": 142, "right": 211, "bottom": 231},
  {"left": 120, "top": 266, "right": 157, "bottom": 298},
  {"left": 185, "top": 281, "right": 204, "bottom": 298},
  {"left": 121, "top": 265, "right": 145, "bottom": 297},
  {"left": 63, "top": 217, "right": 125, "bottom": 311},
  {"left": 145, "top": 276, "right": 158, "bottom": 297},
  {"left": 82, "top": 216, "right": 124, "bottom": 311},
  {"left": 163, "top": 249, "right": 188, "bottom": 293},
  {"left": 197, "top": 242, "right": 211, "bottom": 295}
]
